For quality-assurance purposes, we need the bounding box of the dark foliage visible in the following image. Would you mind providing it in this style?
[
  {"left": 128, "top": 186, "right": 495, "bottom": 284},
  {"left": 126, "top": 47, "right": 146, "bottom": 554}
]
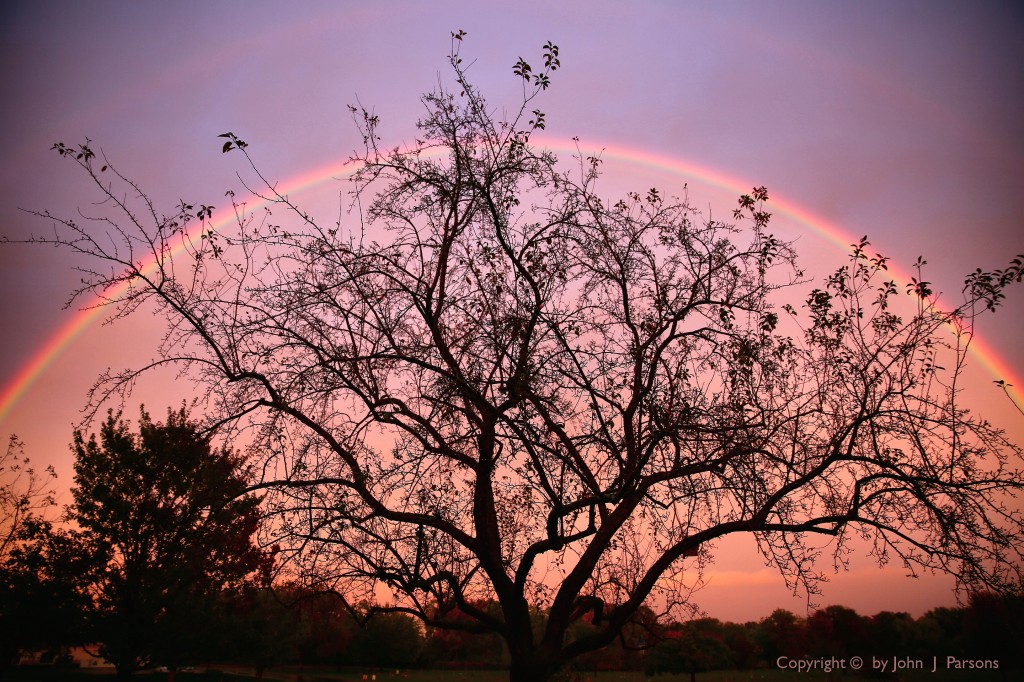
[{"left": 66, "top": 407, "right": 270, "bottom": 677}]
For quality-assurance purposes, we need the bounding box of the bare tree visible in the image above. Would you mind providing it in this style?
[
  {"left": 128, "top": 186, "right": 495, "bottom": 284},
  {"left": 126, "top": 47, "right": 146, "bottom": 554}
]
[
  {"left": 14, "top": 33, "right": 1024, "bottom": 681},
  {"left": 1, "top": 435, "right": 55, "bottom": 559}
]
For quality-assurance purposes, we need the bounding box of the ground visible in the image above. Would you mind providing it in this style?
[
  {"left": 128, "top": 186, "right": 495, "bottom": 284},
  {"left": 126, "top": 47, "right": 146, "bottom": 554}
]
[{"left": 4, "top": 666, "right": 1015, "bottom": 682}]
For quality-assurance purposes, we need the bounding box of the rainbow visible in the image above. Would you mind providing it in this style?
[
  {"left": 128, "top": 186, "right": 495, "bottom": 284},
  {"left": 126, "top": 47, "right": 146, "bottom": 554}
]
[{"left": 1, "top": 138, "right": 1020, "bottom": 424}]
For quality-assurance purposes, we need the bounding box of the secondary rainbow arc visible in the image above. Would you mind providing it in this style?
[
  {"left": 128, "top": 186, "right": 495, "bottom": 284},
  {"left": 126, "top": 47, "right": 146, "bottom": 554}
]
[{"left": 1, "top": 138, "right": 1020, "bottom": 424}]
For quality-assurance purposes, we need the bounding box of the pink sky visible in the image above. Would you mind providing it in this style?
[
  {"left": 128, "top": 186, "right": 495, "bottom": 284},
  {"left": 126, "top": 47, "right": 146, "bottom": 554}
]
[{"left": 1, "top": 1, "right": 1022, "bottom": 623}]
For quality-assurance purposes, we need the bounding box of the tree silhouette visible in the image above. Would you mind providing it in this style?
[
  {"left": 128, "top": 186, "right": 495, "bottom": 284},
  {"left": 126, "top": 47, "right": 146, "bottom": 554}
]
[
  {"left": 16, "top": 33, "right": 1024, "bottom": 681},
  {"left": 0, "top": 435, "right": 55, "bottom": 560},
  {"left": 67, "top": 407, "right": 269, "bottom": 678},
  {"left": 0, "top": 517, "right": 88, "bottom": 669},
  {"left": 645, "top": 618, "right": 735, "bottom": 681},
  {"left": 221, "top": 586, "right": 310, "bottom": 680},
  {"left": 0, "top": 436, "right": 70, "bottom": 668}
]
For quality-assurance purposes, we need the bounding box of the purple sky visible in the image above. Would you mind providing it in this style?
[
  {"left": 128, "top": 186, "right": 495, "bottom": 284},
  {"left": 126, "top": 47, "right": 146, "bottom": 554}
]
[{"left": 1, "top": 1, "right": 1022, "bottom": 622}]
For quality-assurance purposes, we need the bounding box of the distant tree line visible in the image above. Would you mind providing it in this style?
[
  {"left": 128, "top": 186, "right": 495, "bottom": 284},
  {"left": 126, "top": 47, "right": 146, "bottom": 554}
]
[
  {"left": 8, "top": 573, "right": 1024, "bottom": 677},
  {"left": 220, "top": 591, "right": 1024, "bottom": 677},
  {"left": 643, "top": 594, "right": 1024, "bottom": 677}
]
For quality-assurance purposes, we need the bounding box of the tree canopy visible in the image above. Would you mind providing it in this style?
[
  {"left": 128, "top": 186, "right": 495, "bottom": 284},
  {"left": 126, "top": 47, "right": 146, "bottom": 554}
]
[
  {"left": 17, "top": 33, "right": 1024, "bottom": 681},
  {"left": 68, "top": 407, "right": 270, "bottom": 677}
]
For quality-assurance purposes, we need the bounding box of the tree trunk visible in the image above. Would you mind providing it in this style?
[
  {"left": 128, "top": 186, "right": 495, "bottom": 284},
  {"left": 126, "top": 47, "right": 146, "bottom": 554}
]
[{"left": 508, "top": 655, "right": 560, "bottom": 682}]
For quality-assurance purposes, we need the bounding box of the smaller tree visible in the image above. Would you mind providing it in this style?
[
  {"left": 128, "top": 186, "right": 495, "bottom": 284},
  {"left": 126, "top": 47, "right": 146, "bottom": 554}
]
[
  {"left": 756, "top": 609, "right": 807, "bottom": 663},
  {"left": 961, "top": 591, "right": 1024, "bottom": 668},
  {"left": 1, "top": 435, "right": 69, "bottom": 668},
  {"left": 0, "top": 518, "right": 89, "bottom": 669},
  {"left": 349, "top": 610, "right": 426, "bottom": 668},
  {"left": 869, "top": 611, "right": 924, "bottom": 662},
  {"left": 222, "top": 586, "right": 308, "bottom": 680},
  {"left": 917, "top": 606, "right": 966, "bottom": 659},
  {"left": 1, "top": 435, "right": 56, "bottom": 559},
  {"left": 646, "top": 618, "right": 735, "bottom": 682},
  {"left": 805, "top": 605, "right": 869, "bottom": 660},
  {"left": 68, "top": 407, "right": 270, "bottom": 678}
]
